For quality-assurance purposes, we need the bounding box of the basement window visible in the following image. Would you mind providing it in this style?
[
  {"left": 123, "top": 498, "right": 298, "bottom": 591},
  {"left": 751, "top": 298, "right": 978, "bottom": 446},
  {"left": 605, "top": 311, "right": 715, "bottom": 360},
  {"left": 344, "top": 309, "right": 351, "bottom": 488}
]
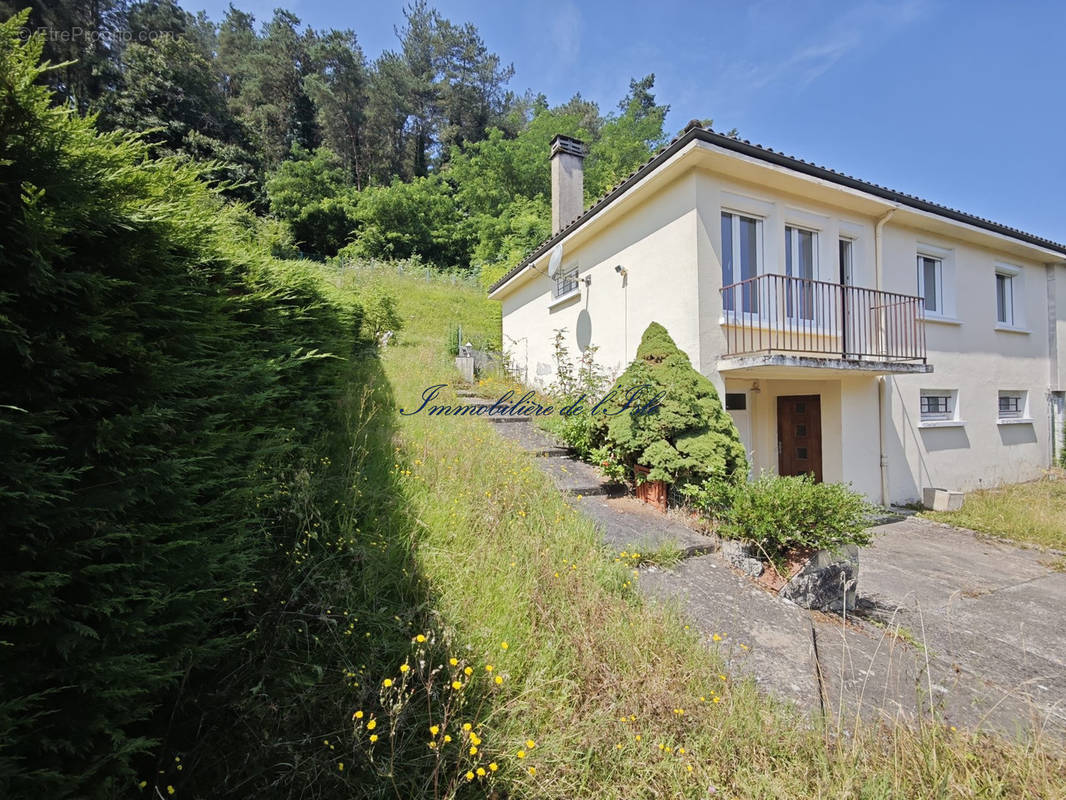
[
  {"left": 997, "top": 390, "right": 1030, "bottom": 423},
  {"left": 919, "top": 389, "right": 962, "bottom": 427}
]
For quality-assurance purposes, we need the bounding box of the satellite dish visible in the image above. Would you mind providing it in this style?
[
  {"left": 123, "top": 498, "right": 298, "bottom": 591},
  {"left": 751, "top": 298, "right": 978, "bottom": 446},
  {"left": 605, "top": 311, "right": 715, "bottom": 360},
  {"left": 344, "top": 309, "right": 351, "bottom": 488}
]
[{"left": 547, "top": 244, "right": 563, "bottom": 279}]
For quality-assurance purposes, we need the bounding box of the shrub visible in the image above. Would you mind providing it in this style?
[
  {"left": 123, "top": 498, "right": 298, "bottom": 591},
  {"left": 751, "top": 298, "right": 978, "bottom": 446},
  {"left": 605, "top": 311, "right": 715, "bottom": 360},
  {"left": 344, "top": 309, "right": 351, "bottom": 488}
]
[
  {"left": 720, "top": 474, "right": 875, "bottom": 561},
  {"left": 359, "top": 284, "right": 404, "bottom": 342},
  {"left": 541, "top": 329, "right": 611, "bottom": 461},
  {"left": 593, "top": 323, "right": 747, "bottom": 485}
]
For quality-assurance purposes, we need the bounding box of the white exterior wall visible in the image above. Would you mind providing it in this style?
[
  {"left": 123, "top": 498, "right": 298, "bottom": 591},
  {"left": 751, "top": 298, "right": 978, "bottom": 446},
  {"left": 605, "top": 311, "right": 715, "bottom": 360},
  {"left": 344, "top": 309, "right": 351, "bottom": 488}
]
[
  {"left": 501, "top": 173, "right": 702, "bottom": 387},
  {"left": 880, "top": 225, "right": 1054, "bottom": 502}
]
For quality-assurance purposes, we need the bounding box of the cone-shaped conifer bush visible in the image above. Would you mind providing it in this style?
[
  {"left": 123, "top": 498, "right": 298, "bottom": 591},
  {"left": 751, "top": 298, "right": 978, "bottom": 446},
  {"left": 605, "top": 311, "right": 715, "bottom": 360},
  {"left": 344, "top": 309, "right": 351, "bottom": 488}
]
[{"left": 594, "top": 322, "right": 747, "bottom": 485}]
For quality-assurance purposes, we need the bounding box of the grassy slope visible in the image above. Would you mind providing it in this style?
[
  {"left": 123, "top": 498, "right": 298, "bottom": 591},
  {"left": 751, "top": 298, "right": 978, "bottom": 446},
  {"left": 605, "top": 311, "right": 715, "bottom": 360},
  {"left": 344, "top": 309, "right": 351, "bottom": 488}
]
[
  {"left": 923, "top": 471, "right": 1066, "bottom": 551},
  {"left": 326, "top": 262, "right": 1064, "bottom": 799}
]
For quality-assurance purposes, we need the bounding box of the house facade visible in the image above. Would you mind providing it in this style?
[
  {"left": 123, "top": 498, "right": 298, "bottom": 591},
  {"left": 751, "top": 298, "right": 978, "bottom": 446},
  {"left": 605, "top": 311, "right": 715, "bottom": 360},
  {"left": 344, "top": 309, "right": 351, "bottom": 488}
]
[{"left": 488, "top": 127, "right": 1066, "bottom": 506}]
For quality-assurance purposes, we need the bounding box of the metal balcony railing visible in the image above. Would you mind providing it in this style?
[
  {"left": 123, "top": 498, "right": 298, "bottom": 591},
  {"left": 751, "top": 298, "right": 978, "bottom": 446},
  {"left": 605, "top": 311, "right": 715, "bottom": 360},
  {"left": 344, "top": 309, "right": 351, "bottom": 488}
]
[{"left": 720, "top": 274, "right": 926, "bottom": 363}]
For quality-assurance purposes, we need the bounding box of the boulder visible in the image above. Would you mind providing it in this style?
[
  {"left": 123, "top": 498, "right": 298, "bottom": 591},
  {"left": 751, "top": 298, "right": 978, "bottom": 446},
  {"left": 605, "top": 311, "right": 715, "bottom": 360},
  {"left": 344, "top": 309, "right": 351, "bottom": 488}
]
[
  {"left": 719, "top": 539, "right": 764, "bottom": 578},
  {"left": 780, "top": 544, "right": 859, "bottom": 613}
]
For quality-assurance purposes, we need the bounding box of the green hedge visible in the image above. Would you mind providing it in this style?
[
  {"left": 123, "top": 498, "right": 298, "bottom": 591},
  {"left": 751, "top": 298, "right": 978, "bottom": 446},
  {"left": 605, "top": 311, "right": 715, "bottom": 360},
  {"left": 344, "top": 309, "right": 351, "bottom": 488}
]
[{"left": 0, "top": 15, "right": 362, "bottom": 796}]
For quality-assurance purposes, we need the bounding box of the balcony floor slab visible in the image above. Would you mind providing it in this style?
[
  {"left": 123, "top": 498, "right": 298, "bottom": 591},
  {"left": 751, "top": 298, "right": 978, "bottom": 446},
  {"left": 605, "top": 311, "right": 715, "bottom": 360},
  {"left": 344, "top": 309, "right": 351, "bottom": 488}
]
[{"left": 717, "top": 353, "right": 933, "bottom": 379}]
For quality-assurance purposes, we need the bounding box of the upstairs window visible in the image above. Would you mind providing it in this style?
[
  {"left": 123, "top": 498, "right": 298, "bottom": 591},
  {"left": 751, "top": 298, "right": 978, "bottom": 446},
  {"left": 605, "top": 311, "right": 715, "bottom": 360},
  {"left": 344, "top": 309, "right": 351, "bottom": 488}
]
[
  {"left": 721, "top": 211, "right": 762, "bottom": 312},
  {"left": 785, "top": 225, "right": 817, "bottom": 320},
  {"left": 917, "top": 255, "right": 943, "bottom": 315},
  {"left": 994, "top": 264, "right": 1023, "bottom": 328},
  {"left": 996, "top": 272, "right": 1014, "bottom": 325}
]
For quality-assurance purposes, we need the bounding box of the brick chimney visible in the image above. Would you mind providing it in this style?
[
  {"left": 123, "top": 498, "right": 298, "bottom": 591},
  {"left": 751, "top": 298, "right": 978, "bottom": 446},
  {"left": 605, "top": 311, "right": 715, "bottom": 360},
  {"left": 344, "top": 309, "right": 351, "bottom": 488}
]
[{"left": 550, "top": 134, "right": 587, "bottom": 234}]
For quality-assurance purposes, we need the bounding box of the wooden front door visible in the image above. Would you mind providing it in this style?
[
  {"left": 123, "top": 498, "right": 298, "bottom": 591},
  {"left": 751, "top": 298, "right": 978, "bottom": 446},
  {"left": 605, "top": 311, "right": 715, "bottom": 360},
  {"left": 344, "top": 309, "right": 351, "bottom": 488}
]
[{"left": 777, "top": 395, "right": 823, "bottom": 482}]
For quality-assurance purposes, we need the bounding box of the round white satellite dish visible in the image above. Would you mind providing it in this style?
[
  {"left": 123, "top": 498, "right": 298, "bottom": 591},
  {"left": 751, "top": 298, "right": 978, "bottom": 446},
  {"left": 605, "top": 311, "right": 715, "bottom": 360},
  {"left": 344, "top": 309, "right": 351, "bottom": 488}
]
[{"left": 547, "top": 244, "right": 563, "bottom": 278}]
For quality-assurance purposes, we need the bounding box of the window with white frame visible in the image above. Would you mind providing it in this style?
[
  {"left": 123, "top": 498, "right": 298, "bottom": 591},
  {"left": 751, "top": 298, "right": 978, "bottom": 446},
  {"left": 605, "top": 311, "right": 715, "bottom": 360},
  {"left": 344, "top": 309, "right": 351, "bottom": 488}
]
[
  {"left": 721, "top": 211, "right": 762, "bottom": 313},
  {"left": 997, "top": 390, "right": 1028, "bottom": 421},
  {"left": 994, "top": 264, "right": 1022, "bottom": 327},
  {"left": 920, "top": 388, "right": 959, "bottom": 423},
  {"left": 916, "top": 254, "right": 944, "bottom": 316},
  {"left": 785, "top": 225, "right": 817, "bottom": 320}
]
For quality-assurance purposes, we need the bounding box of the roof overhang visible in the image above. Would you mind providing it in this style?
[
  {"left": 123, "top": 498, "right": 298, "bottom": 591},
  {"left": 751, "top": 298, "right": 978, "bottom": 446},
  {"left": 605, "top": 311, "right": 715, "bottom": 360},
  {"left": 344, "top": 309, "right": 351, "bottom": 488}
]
[{"left": 489, "top": 127, "right": 1066, "bottom": 299}]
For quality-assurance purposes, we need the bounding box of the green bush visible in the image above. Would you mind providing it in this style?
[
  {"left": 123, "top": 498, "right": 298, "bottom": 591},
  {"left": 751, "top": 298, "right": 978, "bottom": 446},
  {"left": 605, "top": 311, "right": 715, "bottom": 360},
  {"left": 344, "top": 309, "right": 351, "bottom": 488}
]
[
  {"left": 720, "top": 474, "right": 875, "bottom": 561},
  {"left": 359, "top": 284, "right": 405, "bottom": 341},
  {"left": 593, "top": 323, "right": 747, "bottom": 485},
  {"left": 541, "top": 329, "right": 611, "bottom": 461}
]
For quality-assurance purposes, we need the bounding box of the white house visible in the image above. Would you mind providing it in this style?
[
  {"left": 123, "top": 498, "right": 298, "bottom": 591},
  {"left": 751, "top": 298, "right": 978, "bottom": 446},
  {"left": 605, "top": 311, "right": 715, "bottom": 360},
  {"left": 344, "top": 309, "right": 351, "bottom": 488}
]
[{"left": 488, "top": 126, "right": 1066, "bottom": 506}]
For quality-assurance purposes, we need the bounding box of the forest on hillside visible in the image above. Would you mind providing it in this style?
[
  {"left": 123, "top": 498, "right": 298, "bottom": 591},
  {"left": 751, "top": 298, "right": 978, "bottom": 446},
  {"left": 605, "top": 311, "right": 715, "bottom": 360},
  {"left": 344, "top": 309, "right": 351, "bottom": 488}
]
[{"left": 4, "top": 0, "right": 715, "bottom": 284}]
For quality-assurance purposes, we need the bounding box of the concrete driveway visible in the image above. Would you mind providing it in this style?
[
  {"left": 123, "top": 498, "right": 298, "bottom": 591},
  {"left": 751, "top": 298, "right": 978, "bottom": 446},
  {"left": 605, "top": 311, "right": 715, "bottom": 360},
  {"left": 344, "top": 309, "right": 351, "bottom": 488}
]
[{"left": 815, "top": 517, "right": 1066, "bottom": 740}]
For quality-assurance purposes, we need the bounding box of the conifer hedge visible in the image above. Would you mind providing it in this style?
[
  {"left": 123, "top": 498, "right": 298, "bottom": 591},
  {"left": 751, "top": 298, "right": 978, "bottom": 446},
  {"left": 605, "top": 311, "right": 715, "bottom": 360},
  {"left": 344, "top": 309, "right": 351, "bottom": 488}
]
[{"left": 0, "top": 15, "right": 361, "bottom": 795}]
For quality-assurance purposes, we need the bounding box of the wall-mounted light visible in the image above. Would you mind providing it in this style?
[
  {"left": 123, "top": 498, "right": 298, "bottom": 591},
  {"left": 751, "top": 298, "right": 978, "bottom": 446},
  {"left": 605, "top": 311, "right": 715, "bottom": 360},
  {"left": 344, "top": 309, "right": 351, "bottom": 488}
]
[
  {"left": 582, "top": 275, "right": 592, "bottom": 287},
  {"left": 614, "top": 264, "right": 628, "bottom": 276}
]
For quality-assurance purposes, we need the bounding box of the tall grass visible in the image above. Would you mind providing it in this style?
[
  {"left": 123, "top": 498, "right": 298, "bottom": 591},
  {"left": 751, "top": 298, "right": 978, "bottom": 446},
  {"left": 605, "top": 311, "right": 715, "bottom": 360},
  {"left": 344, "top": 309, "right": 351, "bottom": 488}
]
[
  {"left": 923, "top": 470, "right": 1066, "bottom": 551},
  {"left": 317, "top": 262, "right": 1065, "bottom": 799}
]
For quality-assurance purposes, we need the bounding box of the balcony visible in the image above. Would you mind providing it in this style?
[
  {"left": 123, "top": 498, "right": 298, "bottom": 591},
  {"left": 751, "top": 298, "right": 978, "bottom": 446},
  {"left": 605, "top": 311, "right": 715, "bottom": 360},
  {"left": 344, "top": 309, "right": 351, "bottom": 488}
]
[{"left": 718, "top": 274, "right": 932, "bottom": 375}]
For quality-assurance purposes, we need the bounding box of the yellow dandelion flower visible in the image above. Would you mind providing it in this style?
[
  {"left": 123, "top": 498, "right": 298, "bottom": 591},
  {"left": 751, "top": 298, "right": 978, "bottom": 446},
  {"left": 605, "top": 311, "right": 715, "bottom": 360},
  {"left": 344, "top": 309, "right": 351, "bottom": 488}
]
[
  {"left": 366, "top": 719, "right": 377, "bottom": 731},
  {"left": 166, "top": 787, "right": 175, "bottom": 796},
  {"left": 427, "top": 741, "right": 437, "bottom": 749},
  {"left": 465, "top": 771, "right": 475, "bottom": 781},
  {"left": 449, "top": 658, "right": 458, "bottom": 666},
  {"left": 338, "top": 762, "right": 344, "bottom": 771},
  {"left": 463, "top": 666, "right": 473, "bottom": 676},
  {"left": 485, "top": 664, "right": 494, "bottom": 672},
  {"left": 138, "top": 781, "right": 147, "bottom": 789},
  {"left": 463, "top": 723, "right": 472, "bottom": 732},
  {"left": 470, "top": 733, "right": 482, "bottom": 746},
  {"left": 713, "top": 697, "right": 721, "bottom": 704},
  {"left": 416, "top": 634, "right": 427, "bottom": 643},
  {"left": 678, "top": 747, "right": 686, "bottom": 755},
  {"left": 687, "top": 764, "right": 694, "bottom": 772},
  {"left": 469, "top": 745, "right": 478, "bottom": 755},
  {"left": 526, "top": 739, "right": 536, "bottom": 749},
  {"left": 494, "top": 675, "right": 503, "bottom": 685},
  {"left": 528, "top": 766, "right": 536, "bottom": 776},
  {"left": 489, "top": 762, "right": 498, "bottom": 772},
  {"left": 369, "top": 734, "right": 378, "bottom": 743},
  {"left": 383, "top": 678, "right": 393, "bottom": 688},
  {"left": 712, "top": 634, "right": 722, "bottom": 642},
  {"left": 354, "top": 710, "right": 364, "bottom": 719},
  {"left": 516, "top": 749, "right": 526, "bottom": 759},
  {"left": 500, "top": 641, "right": 509, "bottom": 650},
  {"left": 430, "top": 725, "right": 439, "bottom": 735},
  {"left": 615, "top": 743, "right": 623, "bottom": 750},
  {"left": 443, "top": 734, "right": 452, "bottom": 743},
  {"left": 635, "top": 734, "right": 642, "bottom": 741},
  {"left": 476, "top": 767, "right": 486, "bottom": 777},
  {"left": 451, "top": 680, "right": 462, "bottom": 690},
  {"left": 399, "top": 664, "right": 409, "bottom": 673}
]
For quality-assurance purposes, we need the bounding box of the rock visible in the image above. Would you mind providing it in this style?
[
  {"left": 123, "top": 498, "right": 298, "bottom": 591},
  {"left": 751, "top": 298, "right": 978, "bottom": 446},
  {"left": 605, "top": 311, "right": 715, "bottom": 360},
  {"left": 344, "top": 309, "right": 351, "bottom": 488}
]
[
  {"left": 719, "top": 539, "right": 764, "bottom": 578},
  {"left": 780, "top": 544, "right": 859, "bottom": 613}
]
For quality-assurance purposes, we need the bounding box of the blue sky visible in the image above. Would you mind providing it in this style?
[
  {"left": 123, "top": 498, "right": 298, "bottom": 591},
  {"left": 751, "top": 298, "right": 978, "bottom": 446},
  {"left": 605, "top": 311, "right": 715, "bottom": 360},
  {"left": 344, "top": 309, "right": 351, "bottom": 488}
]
[{"left": 180, "top": 0, "right": 1066, "bottom": 245}]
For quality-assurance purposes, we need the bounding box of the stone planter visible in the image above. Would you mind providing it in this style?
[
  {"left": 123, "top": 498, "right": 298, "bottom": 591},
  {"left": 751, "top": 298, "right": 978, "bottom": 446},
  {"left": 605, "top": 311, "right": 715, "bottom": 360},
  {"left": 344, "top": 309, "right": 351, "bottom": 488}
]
[
  {"left": 922, "top": 487, "right": 964, "bottom": 512},
  {"left": 779, "top": 544, "right": 860, "bottom": 613},
  {"left": 633, "top": 465, "right": 668, "bottom": 511}
]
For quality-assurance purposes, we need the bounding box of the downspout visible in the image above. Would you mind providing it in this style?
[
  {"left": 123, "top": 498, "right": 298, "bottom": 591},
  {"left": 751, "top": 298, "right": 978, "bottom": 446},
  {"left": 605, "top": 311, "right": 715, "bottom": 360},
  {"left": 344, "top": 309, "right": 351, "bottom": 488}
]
[{"left": 875, "top": 207, "right": 897, "bottom": 508}]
